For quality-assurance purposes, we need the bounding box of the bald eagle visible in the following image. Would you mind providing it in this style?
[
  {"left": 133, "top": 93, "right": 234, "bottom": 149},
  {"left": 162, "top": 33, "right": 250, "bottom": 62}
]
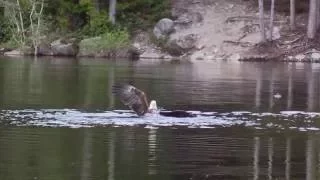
[{"left": 112, "top": 84, "right": 195, "bottom": 117}]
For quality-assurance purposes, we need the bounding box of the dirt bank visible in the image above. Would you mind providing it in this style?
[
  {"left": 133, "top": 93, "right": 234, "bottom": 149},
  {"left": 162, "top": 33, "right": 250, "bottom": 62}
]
[{"left": 142, "top": 0, "right": 320, "bottom": 62}]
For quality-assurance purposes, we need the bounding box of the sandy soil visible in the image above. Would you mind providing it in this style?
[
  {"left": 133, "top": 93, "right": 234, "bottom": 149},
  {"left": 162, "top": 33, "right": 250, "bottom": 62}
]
[
  {"left": 136, "top": 0, "right": 318, "bottom": 61},
  {"left": 171, "top": 0, "right": 320, "bottom": 61},
  {"left": 170, "top": 0, "right": 264, "bottom": 60}
]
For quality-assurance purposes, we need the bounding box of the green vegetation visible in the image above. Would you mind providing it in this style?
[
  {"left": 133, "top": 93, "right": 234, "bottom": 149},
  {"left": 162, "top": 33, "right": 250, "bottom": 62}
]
[
  {"left": 0, "top": 16, "right": 11, "bottom": 43},
  {"left": 0, "top": 0, "right": 171, "bottom": 52},
  {"left": 117, "top": 0, "right": 171, "bottom": 31},
  {"left": 79, "top": 30, "right": 130, "bottom": 53}
]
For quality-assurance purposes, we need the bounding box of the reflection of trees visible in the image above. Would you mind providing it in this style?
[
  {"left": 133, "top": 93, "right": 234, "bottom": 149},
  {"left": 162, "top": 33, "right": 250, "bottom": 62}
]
[
  {"left": 148, "top": 128, "right": 157, "bottom": 175},
  {"left": 306, "top": 64, "right": 316, "bottom": 111},
  {"left": 251, "top": 133, "right": 320, "bottom": 180},
  {"left": 3, "top": 127, "right": 320, "bottom": 180},
  {"left": 0, "top": 57, "right": 121, "bottom": 109},
  {"left": 285, "top": 138, "right": 291, "bottom": 180},
  {"left": 80, "top": 129, "right": 93, "bottom": 180},
  {"left": 2, "top": 58, "right": 320, "bottom": 111},
  {"left": 287, "top": 64, "right": 294, "bottom": 110},
  {"left": 267, "top": 138, "right": 273, "bottom": 180},
  {"left": 255, "top": 66, "right": 263, "bottom": 109},
  {"left": 305, "top": 133, "right": 320, "bottom": 180},
  {"left": 79, "top": 60, "right": 113, "bottom": 109},
  {"left": 253, "top": 62, "right": 320, "bottom": 112},
  {"left": 268, "top": 69, "right": 275, "bottom": 111},
  {"left": 108, "top": 131, "right": 115, "bottom": 180},
  {"left": 253, "top": 137, "right": 260, "bottom": 180}
]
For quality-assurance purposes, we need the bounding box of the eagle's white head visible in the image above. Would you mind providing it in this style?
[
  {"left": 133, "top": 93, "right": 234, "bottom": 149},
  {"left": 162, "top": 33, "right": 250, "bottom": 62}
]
[{"left": 148, "top": 100, "right": 158, "bottom": 113}]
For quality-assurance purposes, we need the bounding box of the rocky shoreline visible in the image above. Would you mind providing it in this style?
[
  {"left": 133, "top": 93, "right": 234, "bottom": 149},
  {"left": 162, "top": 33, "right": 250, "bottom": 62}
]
[{"left": 1, "top": 0, "right": 320, "bottom": 63}]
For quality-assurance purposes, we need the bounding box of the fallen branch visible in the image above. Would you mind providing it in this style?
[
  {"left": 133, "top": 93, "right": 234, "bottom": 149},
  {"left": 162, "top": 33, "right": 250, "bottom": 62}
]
[
  {"left": 226, "top": 16, "right": 285, "bottom": 23},
  {"left": 237, "top": 34, "right": 247, "bottom": 41},
  {"left": 279, "top": 35, "right": 304, "bottom": 45},
  {"left": 226, "top": 16, "right": 258, "bottom": 23},
  {"left": 223, "top": 40, "right": 254, "bottom": 47},
  {"left": 303, "top": 49, "right": 320, "bottom": 54}
]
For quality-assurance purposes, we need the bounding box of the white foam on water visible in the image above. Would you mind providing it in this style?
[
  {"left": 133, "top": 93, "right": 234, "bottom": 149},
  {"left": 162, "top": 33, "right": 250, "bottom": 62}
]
[{"left": 0, "top": 109, "right": 320, "bottom": 131}]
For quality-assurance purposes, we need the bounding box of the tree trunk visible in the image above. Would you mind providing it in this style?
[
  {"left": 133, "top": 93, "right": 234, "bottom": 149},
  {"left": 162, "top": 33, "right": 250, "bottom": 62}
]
[
  {"left": 109, "top": 0, "right": 116, "bottom": 24},
  {"left": 317, "top": 0, "right": 320, "bottom": 28},
  {"left": 268, "top": 0, "right": 275, "bottom": 41},
  {"left": 29, "top": 0, "right": 44, "bottom": 56},
  {"left": 290, "top": 0, "right": 295, "bottom": 30},
  {"left": 16, "top": 0, "right": 25, "bottom": 46},
  {"left": 307, "top": 0, "right": 317, "bottom": 39},
  {"left": 258, "top": 0, "right": 266, "bottom": 42}
]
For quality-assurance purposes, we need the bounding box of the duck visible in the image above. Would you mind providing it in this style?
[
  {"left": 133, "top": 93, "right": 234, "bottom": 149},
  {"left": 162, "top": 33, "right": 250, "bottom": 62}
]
[{"left": 112, "top": 84, "right": 195, "bottom": 117}]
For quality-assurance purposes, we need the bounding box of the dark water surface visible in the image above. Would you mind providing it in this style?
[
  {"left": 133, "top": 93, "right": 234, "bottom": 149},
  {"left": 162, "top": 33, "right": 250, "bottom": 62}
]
[{"left": 0, "top": 57, "right": 320, "bottom": 180}]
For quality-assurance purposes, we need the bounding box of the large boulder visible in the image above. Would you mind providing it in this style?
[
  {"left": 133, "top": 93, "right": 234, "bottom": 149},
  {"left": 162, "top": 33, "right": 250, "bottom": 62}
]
[
  {"left": 153, "top": 18, "right": 175, "bottom": 39},
  {"left": 37, "top": 42, "right": 53, "bottom": 56},
  {"left": 4, "top": 46, "right": 33, "bottom": 56},
  {"left": 50, "top": 39, "right": 78, "bottom": 56},
  {"left": 4, "top": 49, "right": 23, "bottom": 56},
  {"left": 165, "top": 34, "right": 198, "bottom": 56},
  {"left": 0, "top": 47, "right": 12, "bottom": 55}
]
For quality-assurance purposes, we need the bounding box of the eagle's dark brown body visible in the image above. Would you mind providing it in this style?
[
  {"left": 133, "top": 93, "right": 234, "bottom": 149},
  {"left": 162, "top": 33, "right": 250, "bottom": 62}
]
[
  {"left": 112, "top": 84, "right": 149, "bottom": 116},
  {"left": 112, "top": 84, "right": 195, "bottom": 118}
]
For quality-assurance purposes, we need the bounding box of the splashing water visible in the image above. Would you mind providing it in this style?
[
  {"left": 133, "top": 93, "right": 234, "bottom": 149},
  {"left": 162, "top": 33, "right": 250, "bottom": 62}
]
[{"left": 0, "top": 109, "right": 320, "bottom": 131}]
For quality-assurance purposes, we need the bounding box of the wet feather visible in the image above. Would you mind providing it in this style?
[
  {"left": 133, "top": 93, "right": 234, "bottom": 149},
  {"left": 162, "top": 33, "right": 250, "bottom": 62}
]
[{"left": 112, "top": 84, "right": 149, "bottom": 116}]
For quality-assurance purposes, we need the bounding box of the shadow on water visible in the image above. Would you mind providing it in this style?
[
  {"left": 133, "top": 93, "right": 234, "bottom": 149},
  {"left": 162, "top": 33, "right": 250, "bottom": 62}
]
[{"left": 0, "top": 57, "right": 320, "bottom": 179}]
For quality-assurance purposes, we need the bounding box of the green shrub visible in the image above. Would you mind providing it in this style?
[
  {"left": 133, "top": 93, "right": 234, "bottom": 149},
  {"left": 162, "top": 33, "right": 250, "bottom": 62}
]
[
  {"left": 80, "top": 11, "right": 116, "bottom": 37},
  {"left": 0, "top": 17, "right": 12, "bottom": 43},
  {"left": 47, "top": 0, "right": 90, "bottom": 31},
  {"left": 0, "top": 39, "right": 19, "bottom": 49},
  {"left": 79, "top": 29, "right": 130, "bottom": 53},
  {"left": 117, "top": 0, "right": 171, "bottom": 31}
]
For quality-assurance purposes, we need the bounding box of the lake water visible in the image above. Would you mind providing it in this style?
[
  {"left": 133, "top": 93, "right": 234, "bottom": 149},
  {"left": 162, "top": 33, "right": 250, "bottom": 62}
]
[{"left": 0, "top": 56, "right": 320, "bottom": 180}]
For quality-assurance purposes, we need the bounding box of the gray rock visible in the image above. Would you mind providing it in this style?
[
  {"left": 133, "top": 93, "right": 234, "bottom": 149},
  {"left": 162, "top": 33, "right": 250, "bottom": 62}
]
[
  {"left": 50, "top": 39, "right": 67, "bottom": 47},
  {"left": 140, "top": 52, "right": 164, "bottom": 59},
  {"left": 0, "top": 47, "right": 11, "bottom": 54},
  {"left": 166, "top": 34, "right": 198, "bottom": 56},
  {"left": 4, "top": 46, "right": 33, "bottom": 56},
  {"left": 50, "top": 39, "right": 78, "bottom": 56},
  {"left": 153, "top": 18, "right": 174, "bottom": 39},
  {"left": 229, "top": 54, "right": 241, "bottom": 61},
  {"left": 311, "top": 52, "right": 320, "bottom": 60},
  {"left": 52, "top": 43, "right": 78, "bottom": 56},
  {"left": 175, "top": 34, "right": 198, "bottom": 50},
  {"left": 37, "top": 43, "right": 53, "bottom": 56},
  {"left": 4, "top": 49, "right": 23, "bottom": 56},
  {"left": 295, "top": 54, "right": 306, "bottom": 61}
]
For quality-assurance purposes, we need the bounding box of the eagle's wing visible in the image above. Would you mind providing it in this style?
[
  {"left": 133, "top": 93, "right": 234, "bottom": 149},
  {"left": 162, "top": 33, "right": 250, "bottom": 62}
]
[{"left": 112, "top": 84, "right": 149, "bottom": 116}]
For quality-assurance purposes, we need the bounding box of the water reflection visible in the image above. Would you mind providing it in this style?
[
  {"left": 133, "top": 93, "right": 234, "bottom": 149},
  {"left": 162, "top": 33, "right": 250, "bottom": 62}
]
[
  {"left": 80, "top": 129, "right": 93, "bottom": 180},
  {"left": 285, "top": 138, "right": 291, "bottom": 180},
  {"left": 148, "top": 128, "right": 157, "bottom": 175},
  {"left": 108, "top": 131, "right": 115, "bottom": 180},
  {"left": 2, "top": 57, "right": 320, "bottom": 180},
  {"left": 1, "top": 57, "right": 320, "bottom": 112},
  {"left": 267, "top": 138, "right": 273, "bottom": 180},
  {"left": 253, "top": 137, "right": 260, "bottom": 180},
  {"left": 0, "top": 127, "right": 320, "bottom": 180}
]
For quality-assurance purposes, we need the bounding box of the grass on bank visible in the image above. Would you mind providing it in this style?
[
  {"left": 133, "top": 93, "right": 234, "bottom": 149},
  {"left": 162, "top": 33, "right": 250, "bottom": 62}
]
[{"left": 78, "top": 30, "right": 130, "bottom": 53}]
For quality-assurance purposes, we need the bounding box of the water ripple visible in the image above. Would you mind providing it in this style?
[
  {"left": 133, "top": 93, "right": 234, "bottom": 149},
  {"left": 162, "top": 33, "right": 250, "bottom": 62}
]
[{"left": 0, "top": 109, "right": 320, "bottom": 131}]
